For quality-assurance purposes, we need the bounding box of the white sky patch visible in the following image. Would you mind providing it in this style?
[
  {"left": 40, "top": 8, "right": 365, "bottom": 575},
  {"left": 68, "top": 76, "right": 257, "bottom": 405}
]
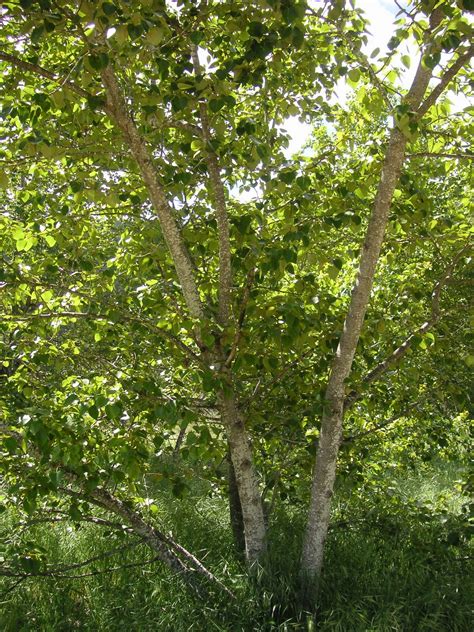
[
  {"left": 281, "top": 0, "right": 470, "bottom": 154},
  {"left": 230, "top": 184, "right": 263, "bottom": 203},
  {"left": 282, "top": 0, "right": 404, "bottom": 155},
  {"left": 282, "top": 116, "right": 313, "bottom": 155}
]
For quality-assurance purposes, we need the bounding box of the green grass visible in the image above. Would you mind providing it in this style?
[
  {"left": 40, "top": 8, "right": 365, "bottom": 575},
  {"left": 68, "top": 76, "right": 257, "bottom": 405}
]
[{"left": 1, "top": 460, "right": 472, "bottom": 631}]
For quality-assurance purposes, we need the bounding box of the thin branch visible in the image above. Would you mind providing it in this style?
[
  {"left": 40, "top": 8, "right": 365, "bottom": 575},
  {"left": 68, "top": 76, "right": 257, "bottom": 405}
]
[
  {"left": 191, "top": 45, "right": 232, "bottom": 327},
  {"left": 342, "top": 402, "right": 421, "bottom": 444},
  {"left": 0, "top": 576, "right": 27, "bottom": 598},
  {"left": 243, "top": 350, "right": 312, "bottom": 408},
  {"left": 161, "top": 120, "right": 202, "bottom": 136},
  {"left": 1, "top": 310, "right": 201, "bottom": 365},
  {"left": 416, "top": 44, "right": 474, "bottom": 119},
  {"left": 225, "top": 267, "right": 255, "bottom": 368},
  {"left": 344, "top": 244, "right": 470, "bottom": 410},
  {"left": 0, "top": 555, "right": 162, "bottom": 580},
  {"left": 0, "top": 541, "right": 141, "bottom": 580},
  {"left": 173, "top": 425, "right": 187, "bottom": 458},
  {"left": 0, "top": 50, "right": 106, "bottom": 110},
  {"left": 406, "top": 152, "right": 474, "bottom": 160},
  {"left": 19, "top": 513, "right": 135, "bottom": 535}
]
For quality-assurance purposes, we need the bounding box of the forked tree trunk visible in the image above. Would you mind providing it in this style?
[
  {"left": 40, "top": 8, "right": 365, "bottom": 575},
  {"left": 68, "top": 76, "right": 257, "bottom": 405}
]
[
  {"left": 101, "top": 62, "right": 266, "bottom": 566},
  {"left": 299, "top": 10, "right": 455, "bottom": 594},
  {"left": 300, "top": 129, "right": 409, "bottom": 592}
]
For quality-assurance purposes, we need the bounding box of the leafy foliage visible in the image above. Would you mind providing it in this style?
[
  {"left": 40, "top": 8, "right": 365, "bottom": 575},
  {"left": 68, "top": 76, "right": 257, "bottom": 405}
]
[{"left": 0, "top": 0, "right": 472, "bottom": 621}]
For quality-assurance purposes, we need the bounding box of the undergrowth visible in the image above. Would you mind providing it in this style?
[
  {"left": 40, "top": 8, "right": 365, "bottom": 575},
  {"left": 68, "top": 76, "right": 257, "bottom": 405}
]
[{"left": 1, "top": 460, "right": 471, "bottom": 631}]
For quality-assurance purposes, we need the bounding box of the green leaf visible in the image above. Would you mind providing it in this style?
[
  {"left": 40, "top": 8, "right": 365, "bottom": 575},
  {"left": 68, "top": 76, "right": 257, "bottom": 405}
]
[
  {"left": 102, "top": 2, "right": 117, "bottom": 15},
  {"left": 171, "top": 95, "right": 188, "bottom": 112},
  {"left": 0, "top": 172, "right": 9, "bottom": 189},
  {"left": 43, "top": 234, "right": 56, "bottom": 247},
  {"left": 146, "top": 26, "right": 164, "bottom": 46},
  {"left": 248, "top": 21, "right": 265, "bottom": 38},
  {"left": 209, "top": 98, "right": 225, "bottom": 113},
  {"left": 348, "top": 68, "right": 360, "bottom": 84},
  {"left": 88, "top": 53, "right": 109, "bottom": 71},
  {"left": 190, "top": 31, "right": 204, "bottom": 45}
]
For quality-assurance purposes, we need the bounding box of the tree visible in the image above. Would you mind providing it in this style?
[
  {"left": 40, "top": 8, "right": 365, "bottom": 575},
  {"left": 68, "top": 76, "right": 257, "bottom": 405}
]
[{"left": 0, "top": 0, "right": 472, "bottom": 606}]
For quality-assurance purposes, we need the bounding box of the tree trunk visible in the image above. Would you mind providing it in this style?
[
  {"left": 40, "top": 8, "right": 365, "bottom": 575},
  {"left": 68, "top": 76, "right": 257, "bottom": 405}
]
[
  {"left": 227, "top": 448, "right": 246, "bottom": 557},
  {"left": 219, "top": 386, "right": 266, "bottom": 564},
  {"left": 300, "top": 129, "right": 409, "bottom": 588},
  {"left": 299, "top": 14, "right": 449, "bottom": 591}
]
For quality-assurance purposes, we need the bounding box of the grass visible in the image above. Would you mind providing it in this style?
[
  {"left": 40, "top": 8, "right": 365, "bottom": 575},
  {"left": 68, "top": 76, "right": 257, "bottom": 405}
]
[{"left": 1, "top": 459, "right": 472, "bottom": 631}]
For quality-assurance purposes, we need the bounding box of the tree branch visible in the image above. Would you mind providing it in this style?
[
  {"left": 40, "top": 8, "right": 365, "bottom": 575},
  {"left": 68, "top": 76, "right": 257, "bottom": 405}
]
[
  {"left": 191, "top": 46, "right": 232, "bottom": 327},
  {"left": 342, "top": 403, "right": 421, "bottom": 444},
  {"left": 225, "top": 267, "right": 255, "bottom": 368},
  {"left": 406, "top": 152, "right": 474, "bottom": 160},
  {"left": 100, "top": 64, "right": 205, "bottom": 321},
  {"left": 344, "top": 244, "right": 469, "bottom": 410},
  {"left": 416, "top": 45, "right": 474, "bottom": 119},
  {"left": 0, "top": 555, "right": 163, "bottom": 580},
  {"left": 1, "top": 310, "right": 201, "bottom": 365},
  {"left": 0, "top": 50, "right": 105, "bottom": 109}
]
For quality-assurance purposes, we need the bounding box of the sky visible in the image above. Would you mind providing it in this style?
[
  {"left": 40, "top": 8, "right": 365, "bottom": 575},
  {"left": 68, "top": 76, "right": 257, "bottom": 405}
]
[{"left": 284, "top": 0, "right": 408, "bottom": 155}]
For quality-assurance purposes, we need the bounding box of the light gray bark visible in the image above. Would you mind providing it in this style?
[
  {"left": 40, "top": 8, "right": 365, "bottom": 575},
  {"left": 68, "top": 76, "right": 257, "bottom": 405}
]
[
  {"left": 300, "top": 126, "right": 413, "bottom": 585},
  {"left": 344, "top": 244, "right": 469, "bottom": 410},
  {"left": 1, "top": 425, "right": 231, "bottom": 596},
  {"left": 300, "top": 8, "right": 471, "bottom": 590},
  {"left": 90, "top": 486, "right": 234, "bottom": 598},
  {"left": 101, "top": 66, "right": 205, "bottom": 321},
  {"left": 190, "top": 48, "right": 266, "bottom": 561},
  {"left": 102, "top": 61, "right": 266, "bottom": 564},
  {"left": 218, "top": 381, "right": 267, "bottom": 563}
]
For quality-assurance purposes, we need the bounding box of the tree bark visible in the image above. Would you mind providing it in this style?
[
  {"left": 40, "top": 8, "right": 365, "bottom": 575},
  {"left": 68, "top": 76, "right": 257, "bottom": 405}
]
[
  {"left": 299, "top": 8, "right": 461, "bottom": 595},
  {"left": 191, "top": 46, "right": 232, "bottom": 327},
  {"left": 100, "top": 65, "right": 205, "bottom": 321},
  {"left": 219, "top": 383, "right": 266, "bottom": 564},
  {"left": 190, "top": 47, "right": 266, "bottom": 563},
  {"left": 227, "top": 448, "right": 246, "bottom": 557}
]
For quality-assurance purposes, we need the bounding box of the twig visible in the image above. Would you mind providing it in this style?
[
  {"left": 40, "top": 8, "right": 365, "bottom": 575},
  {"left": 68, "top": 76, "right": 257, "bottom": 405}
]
[
  {"left": 406, "top": 152, "right": 474, "bottom": 160},
  {"left": 342, "top": 402, "right": 421, "bottom": 444},
  {"left": 0, "top": 50, "right": 106, "bottom": 110},
  {"left": 1, "top": 310, "right": 201, "bottom": 365}
]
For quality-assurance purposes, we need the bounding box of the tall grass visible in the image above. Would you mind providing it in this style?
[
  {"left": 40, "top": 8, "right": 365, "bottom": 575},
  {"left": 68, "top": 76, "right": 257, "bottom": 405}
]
[{"left": 1, "top": 460, "right": 471, "bottom": 631}]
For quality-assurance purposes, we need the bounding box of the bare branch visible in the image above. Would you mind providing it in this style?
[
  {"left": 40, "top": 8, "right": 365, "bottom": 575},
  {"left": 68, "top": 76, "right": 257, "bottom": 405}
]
[{"left": 0, "top": 555, "right": 163, "bottom": 580}]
